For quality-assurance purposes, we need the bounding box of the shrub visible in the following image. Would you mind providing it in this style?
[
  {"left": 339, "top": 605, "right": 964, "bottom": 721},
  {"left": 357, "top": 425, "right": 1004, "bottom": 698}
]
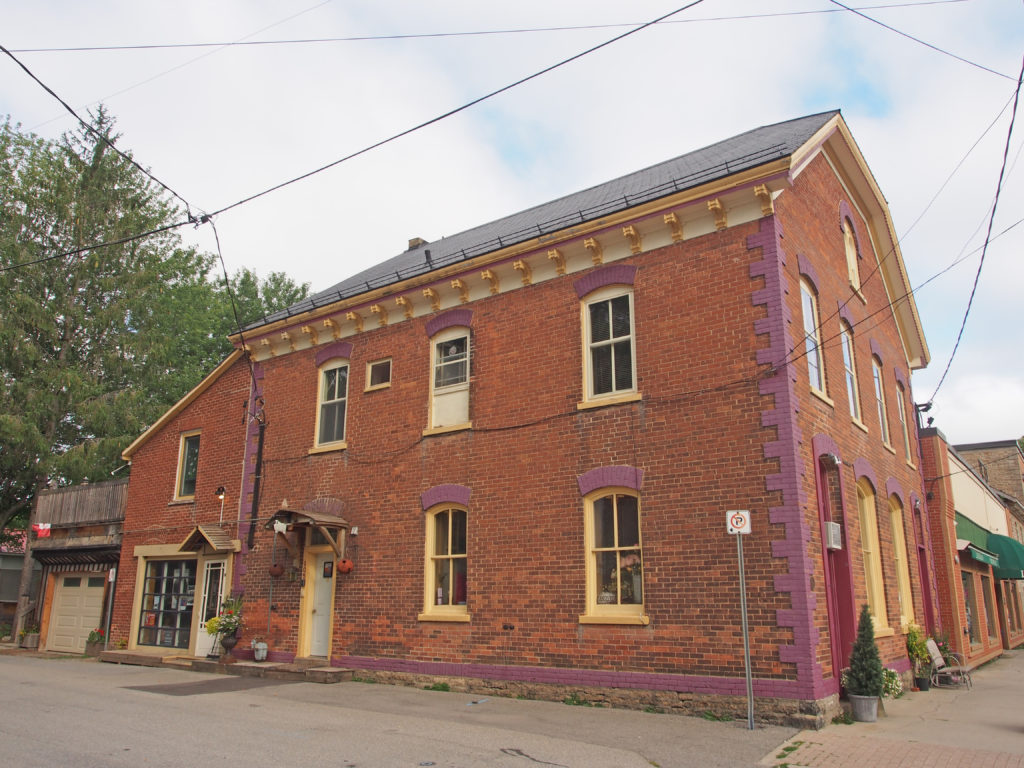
[{"left": 845, "top": 604, "right": 884, "bottom": 697}]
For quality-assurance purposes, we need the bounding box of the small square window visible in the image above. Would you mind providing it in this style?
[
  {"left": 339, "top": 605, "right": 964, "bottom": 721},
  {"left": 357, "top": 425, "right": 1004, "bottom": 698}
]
[{"left": 366, "top": 359, "right": 392, "bottom": 391}]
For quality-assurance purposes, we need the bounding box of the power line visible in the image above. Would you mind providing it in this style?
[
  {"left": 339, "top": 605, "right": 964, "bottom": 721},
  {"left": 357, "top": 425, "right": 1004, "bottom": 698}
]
[
  {"left": 927, "top": 54, "right": 1024, "bottom": 403},
  {"left": 7, "top": 2, "right": 968, "bottom": 54},
  {"left": 0, "top": 42, "right": 198, "bottom": 218},
  {"left": 829, "top": 0, "right": 1014, "bottom": 80},
  {"left": 205, "top": 1, "right": 709, "bottom": 219}
]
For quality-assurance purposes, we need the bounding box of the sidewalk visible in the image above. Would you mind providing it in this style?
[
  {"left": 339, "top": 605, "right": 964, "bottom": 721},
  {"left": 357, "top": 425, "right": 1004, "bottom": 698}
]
[{"left": 763, "top": 648, "right": 1024, "bottom": 767}]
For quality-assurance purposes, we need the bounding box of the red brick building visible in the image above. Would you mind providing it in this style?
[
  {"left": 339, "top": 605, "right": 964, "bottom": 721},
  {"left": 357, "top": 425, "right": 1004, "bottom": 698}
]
[{"left": 111, "top": 111, "right": 934, "bottom": 726}]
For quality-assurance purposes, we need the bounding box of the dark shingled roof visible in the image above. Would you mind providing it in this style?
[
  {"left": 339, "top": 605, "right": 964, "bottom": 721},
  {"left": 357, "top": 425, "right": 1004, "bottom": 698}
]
[{"left": 248, "top": 110, "right": 839, "bottom": 331}]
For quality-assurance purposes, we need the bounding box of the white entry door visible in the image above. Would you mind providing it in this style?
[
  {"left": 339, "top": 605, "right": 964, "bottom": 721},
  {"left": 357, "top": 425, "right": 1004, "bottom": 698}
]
[
  {"left": 195, "top": 560, "right": 226, "bottom": 657},
  {"left": 310, "top": 552, "right": 334, "bottom": 657}
]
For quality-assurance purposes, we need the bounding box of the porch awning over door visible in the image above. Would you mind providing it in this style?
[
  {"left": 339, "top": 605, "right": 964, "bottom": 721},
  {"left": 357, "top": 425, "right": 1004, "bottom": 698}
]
[
  {"left": 266, "top": 508, "right": 349, "bottom": 558},
  {"left": 178, "top": 525, "right": 238, "bottom": 553}
]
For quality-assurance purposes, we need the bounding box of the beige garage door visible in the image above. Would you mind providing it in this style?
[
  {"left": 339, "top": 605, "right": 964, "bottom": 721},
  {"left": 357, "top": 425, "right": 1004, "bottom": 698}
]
[{"left": 48, "top": 574, "right": 105, "bottom": 653}]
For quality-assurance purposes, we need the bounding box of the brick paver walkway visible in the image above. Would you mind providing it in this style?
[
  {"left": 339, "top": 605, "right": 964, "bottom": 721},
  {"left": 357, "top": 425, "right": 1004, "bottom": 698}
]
[{"left": 767, "top": 731, "right": 1024, "bottom": 767}]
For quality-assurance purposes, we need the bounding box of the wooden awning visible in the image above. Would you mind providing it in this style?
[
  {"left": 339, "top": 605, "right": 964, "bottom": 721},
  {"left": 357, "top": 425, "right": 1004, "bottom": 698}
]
[
  {"left": 265, "top": 507, "right": 349, "bottom": 558},
  {"left": 179, "top": 525, "right": 238, "bottom": 553}
]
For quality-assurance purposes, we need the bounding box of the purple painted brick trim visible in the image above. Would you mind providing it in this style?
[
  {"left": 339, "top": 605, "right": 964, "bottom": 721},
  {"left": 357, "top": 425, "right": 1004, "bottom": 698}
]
[
  {"left": 235, "top": 360, "right": 265, "bottom": 592},
  {"left": 853, "top": 457, "right": 878, "bottom": 491},
  {"left": 573, "top": 264, "right": 638, "bottom": 299},
  {"left": 869, "top": 338, "right": 883, "bottom": 361},
  {"left": 811, "top": 433, "right": 842, "bottom": 462},
  {"left": 796, "top": 253, "right": 819, "bottom": 290},
  {"left": 577, "top": 465, "right": 644, "bottom": 496},
  {"left": 886, "top": 477, "right": 905, "bottom": 505},
  {"left": 747, "top": 216, "right": 825, "bottom": 700},
  {"left": 314, "top": 341, "right": 353, "bottom": 367},
  {"left": 421, "top": 484, "right": 471, "bottom": 510},
  {"left": 336, "top": 655, "right": 813, "bottom": 698},
  {"left": 837, "top": 304, "right": 855, "bottom": 328},
  {"left": 425, "top": 308, "right": 472, "bottom": 337},
  {"left": 894, "top": 368, "right": 908, "bottom": 390},
  {"left": 838, "top": 200, "right": 864, "bottom": 260}
]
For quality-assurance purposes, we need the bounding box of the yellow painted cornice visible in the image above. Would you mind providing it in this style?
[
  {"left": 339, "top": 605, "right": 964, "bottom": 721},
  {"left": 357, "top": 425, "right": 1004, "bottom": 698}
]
[
  {"left": 229, "top": 158, "right": 792, "bottom": 344},
  {"left": 121, "top": 349, "right": 245, "bottom": 461}
]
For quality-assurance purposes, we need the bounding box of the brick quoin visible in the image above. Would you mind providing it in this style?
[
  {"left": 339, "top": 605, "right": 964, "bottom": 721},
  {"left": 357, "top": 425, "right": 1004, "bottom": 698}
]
[{"left": 112, "top": 115, "right": 932, "bottom": 728}]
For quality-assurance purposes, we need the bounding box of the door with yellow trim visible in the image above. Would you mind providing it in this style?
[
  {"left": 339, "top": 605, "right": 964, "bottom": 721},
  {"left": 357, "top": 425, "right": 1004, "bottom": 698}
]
[{"left": 309, "top": 551, "right": 335, "bottom": 657}]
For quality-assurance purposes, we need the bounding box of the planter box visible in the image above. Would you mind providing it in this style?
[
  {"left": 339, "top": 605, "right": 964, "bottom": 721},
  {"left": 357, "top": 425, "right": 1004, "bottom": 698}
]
[
  {"left": 20, "top": 633, "right": 39, "bottom": 650},
  {"left": 848, "top": 693, "right": 878, "bottom": 722},
  {"left": 84, "top": 641, "right": 103, "bottom": 657}
]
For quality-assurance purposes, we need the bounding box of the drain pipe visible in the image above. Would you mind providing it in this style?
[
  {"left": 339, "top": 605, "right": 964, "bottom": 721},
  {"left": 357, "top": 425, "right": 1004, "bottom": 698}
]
[{"left": 102, "top": 566, "right": 117, "bottom": 650}]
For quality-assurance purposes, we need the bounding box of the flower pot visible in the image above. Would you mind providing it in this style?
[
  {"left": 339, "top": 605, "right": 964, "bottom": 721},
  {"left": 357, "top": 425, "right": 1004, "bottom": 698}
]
[
  {"left": 848, "top": 693, "right": 878, "bottom": 722},
  {"left": 219, "top": 631, "right": 239, "bottom": 662},
  {"left": 84, "top": 640, "right": 103, "bottom": 657},
  {"left": 253, "top": 641, "right": 268, "bottom": 662},
  {"left": 914, "top": 676, "right": 931, "bottom": 692},
  {"left": 269, "top": 563, "right": 284, "bottom": 577},
  {"left": 20, "top": 632, "right": 39, "bottom": 650}
]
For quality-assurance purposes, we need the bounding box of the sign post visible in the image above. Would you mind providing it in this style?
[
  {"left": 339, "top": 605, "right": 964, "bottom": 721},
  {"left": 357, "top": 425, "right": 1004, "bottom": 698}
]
[{"left": 727, "top": 510, "right": 755, "bottom": 730}]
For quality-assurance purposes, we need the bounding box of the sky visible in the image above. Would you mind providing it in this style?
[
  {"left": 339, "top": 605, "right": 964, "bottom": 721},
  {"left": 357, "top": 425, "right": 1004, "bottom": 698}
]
[{"left": 2, "top": 0, "right": 1022, "bottom": 446}]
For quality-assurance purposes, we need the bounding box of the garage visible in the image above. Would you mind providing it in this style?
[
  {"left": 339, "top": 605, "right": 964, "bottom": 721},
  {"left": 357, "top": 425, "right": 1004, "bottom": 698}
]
[{"left": 48, "top": 574, "right": 106, "bottom": 653}]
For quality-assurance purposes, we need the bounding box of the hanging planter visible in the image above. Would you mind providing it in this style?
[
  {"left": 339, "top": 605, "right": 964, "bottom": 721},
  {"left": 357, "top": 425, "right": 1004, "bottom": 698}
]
[
  {"left": 337, "top": 559, "right": 354, "bottom": 574},
  {"left": 269, "top": 563, "right": 285, "bottom": 577}
]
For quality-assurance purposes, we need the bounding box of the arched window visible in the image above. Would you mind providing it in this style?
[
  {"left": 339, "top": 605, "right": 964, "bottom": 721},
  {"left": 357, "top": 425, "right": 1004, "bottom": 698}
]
[
  {"left": 857, "top": 479, "right": 889, "bottom": 630},
  {"left": 840, "top": 321, "right": 861, "bottom": 422},
  {"left": 581, "top": 489, "right": 647, "bottom": 624},
  {"left": 843, "top": 218, "right": 861, "bottom": 291},
  {"left": 429, "top": 326, "right": 470, "bottom": 430},
  {"left": 583, "top": 285, "right": 636, "bottom": 401},
  {"left": 871, "top": 357, "right": 890, "bottom": 446},
  {"left": 315, "top": 359, "right": 349, "bottom": 447},
  {"left": 889, "top": 495, "right": 914, "bottom": 628},
  {"left": 801, "top": 279, "right": 825, "bottom": 393},
  {"left": 420, "top": 504, "right": 469, "bottom": 621},
  {"left": 895, "top": 383, "right": 912, "bottom": 462}
]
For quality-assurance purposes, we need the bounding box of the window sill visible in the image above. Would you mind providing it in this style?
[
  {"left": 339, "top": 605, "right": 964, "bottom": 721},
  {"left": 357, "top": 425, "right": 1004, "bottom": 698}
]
[
  {"left": 422, "top": 422, "right": 472, "bottom": 437},
  {"left": 882, "top": 442, "right": 896, "bottom": 455},
  {"left": 874, "top": 626, "right": 895, "bottom": 639},
  {"left": 308, "top": 442, "right": 347, "bottom": 455},
  {"left": 809, "top": 388, "right": 834, "bottom": 408},
  {"left": 364, "top": 383, "right": 391, "bottom": 393},
  {"left": 577, "top": 392, "right": 642, "bottom": 411},
  {"left": 905, "top": 459, "right": 917, "bottom": 470},
  {"left": 850, "top": 285, "right": 866, "bottom": 304},
  {"left": 579, "top": 613, "right": 650, "bottom": 625},
  {"left": 417, "top": 612, "right": 471, "bottom": 623},
  {"left": 851, "top": 418, "right": 869, "bottom": 434},
  {"left": 168, "top": 498, "right": 195, "bottom": 506}
]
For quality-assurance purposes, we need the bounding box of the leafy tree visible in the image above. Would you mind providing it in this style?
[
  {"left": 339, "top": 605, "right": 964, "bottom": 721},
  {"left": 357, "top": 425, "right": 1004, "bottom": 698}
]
[
  {"left": 0, "top": 110, "right": 308, "bottom": 535},
  {"left": 846, "top": 604, "right": 884, "bottom": 696}
]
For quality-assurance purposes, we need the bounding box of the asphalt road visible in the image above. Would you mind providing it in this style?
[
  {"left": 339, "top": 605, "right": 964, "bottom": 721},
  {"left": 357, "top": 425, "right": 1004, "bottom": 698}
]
[{"left": 0, "top": 656, "right": 795, "bottom": 767}]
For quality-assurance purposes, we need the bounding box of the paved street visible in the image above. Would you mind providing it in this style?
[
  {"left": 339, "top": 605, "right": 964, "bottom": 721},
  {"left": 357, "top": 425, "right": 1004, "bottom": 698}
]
[
  {"left": 0, "top": 654, "right": 792, "bottom": 768},
  {"left": 3, "top": 649, "right": 1023, "bottom": 767}
]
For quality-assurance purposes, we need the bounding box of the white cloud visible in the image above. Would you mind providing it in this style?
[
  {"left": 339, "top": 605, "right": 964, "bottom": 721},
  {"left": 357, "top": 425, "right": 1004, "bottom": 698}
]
[{"left": 2, "top": 0, "right": 1022, "bottom": 440}]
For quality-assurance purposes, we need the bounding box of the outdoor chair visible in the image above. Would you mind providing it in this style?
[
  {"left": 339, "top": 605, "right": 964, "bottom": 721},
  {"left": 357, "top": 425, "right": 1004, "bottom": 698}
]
[{"left": 926, "top": 637, "right": 972, "bottom": 689}]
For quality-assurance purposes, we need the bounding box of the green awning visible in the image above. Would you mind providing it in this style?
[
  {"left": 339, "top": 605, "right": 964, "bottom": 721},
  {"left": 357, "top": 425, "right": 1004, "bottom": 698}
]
[
  {"left": 987, "top": 533, "right": 1024, "bottom": 580},
  {"left": 955, "top": 513, "right": 1000, "bottom": 566}
]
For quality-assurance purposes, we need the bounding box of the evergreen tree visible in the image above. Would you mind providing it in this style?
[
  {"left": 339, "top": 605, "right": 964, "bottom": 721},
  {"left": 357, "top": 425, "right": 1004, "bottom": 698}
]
[{"left": 846, "top": 604, "right": 884, "bottom": 696}]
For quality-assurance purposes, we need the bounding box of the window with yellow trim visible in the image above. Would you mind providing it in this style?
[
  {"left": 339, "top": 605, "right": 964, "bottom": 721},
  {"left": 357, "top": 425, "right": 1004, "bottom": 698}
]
[
  {"left": 889, "top": 496, "right": 914, "bottom": 628},
  {"left": 840, "top": 321, "right": 861, "bottom": 422},
  {"left": 582, "top": 490, "right": 646, "bottom": 622},
  {"left": 583, "top": 286, "right": 636, "bottom": 401},
  {"left": 895, "top": 383, "right": 912, "bottom": 462},
  {"left": 315, "top": 360, "right": 349, "bottom": 446},
  {"left": 421, "top": 505, "right": 468, "bottom": 620},
  {"left": 174, "top": 431, "right": 200, "bottom": 500},
  {"left": 800, "top": 280, "right": 826, "bottom": 394},
  {"left": 429, "top": 328, "right": 470, "bottom": 429},
  {"left": 857, "top": 480, "right": 889, "bottom": 630},
  {"left": 871, "top": 357, "right": 890, "bottom": 445},
  {"left": 843, "top": 218, "right": 861, "bottom": 292}
]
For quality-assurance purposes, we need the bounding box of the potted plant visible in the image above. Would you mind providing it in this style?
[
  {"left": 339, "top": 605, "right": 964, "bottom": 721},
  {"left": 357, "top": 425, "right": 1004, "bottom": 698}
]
[
  {"left": 251, "top": 636, "right": 269, "bottom": 662},
  {"left": 205, "top": 595, "right": 243, "bottom": 660},
  {"left": 844, "top": 604, "right": 884, "bottom": 722},
  {"left": 19, "top": 624, "right": 40, "bottom": 650},
  {"left": 84, "top": 627, "right": 105, "bottom": 657},
  {"left": 905, "top": 624, "right": 931, "bottom": 690}
]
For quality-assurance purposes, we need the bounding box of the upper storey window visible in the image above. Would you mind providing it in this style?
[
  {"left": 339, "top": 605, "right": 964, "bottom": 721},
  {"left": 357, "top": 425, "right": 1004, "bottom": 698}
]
[
  {"left": 843, "top": 218, "right": 861, "bottom": 292},
  {"left": 175, "top": 431, "right": 200, "bottom": 500},
  {"left": 584, "top": 287, "right": 635, "bottom": 400},
  {"left": 429, "top": 327, "right": 470, "bottom": 429},
  {"left": 800, "top": 280, "right": 825, "bottom": 394},
  {"left": 840, "top": 321, "right": 862, "bottom": 423},
  {"left": 316, "top": 361, "right": 349, "bottom": 446},
  {"left": 872, "top": 357, "right": 890, "bottom": 446}
]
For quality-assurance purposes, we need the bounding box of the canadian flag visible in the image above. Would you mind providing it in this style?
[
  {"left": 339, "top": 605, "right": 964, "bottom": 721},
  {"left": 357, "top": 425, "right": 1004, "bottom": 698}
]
[{"left": 32, "top": 523, "right": 51, "bottom": 538}]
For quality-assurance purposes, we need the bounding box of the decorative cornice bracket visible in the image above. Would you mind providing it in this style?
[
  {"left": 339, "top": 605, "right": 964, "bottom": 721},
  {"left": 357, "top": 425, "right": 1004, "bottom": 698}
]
[{"left": 622, "top": 225, "right": 642, "bottom": 254}]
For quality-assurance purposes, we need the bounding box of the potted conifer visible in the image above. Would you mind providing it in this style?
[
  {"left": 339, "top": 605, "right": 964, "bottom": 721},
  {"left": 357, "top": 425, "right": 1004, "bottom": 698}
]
[{"left": 844, "top": 604, "right": 884, "bottom": 722}]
